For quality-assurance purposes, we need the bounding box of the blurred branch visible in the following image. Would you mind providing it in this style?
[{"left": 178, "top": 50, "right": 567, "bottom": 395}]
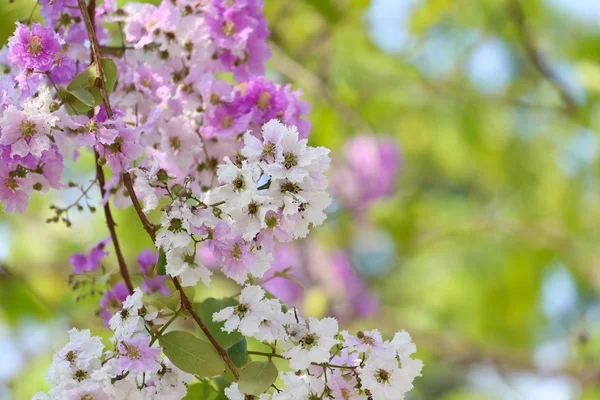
[{"left": 508, "top": 0, "right": 578, "bottom": 116}]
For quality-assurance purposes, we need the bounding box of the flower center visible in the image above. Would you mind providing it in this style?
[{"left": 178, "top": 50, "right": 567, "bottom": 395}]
[
  {"left": 27, "top": 35, "right": 43, "bottom": 55},
  {"left": 235, "top": 303, "right": 249, "bottom": 317},
  {"left": 5, "top": 177, "right": 19, "bottom": 191},
  {"left": 65, "top": 350, "right": 77, "bottom": 363},
  {"left": 232, "top": 175, "right": 245, "bottom": 191},
  {"left": 247, "top": 201, "right": 259, "bottom": 217},
  {"left": 302, "top": 333, "right": 318, "bottom": 349},
  {"left": 81, "top": 395, "right": 96, "bottom": 400},
  {"left": 169, "top": 136, "right": 182, "bottom": 151},
  {"left": 20, "top": 120, "right": 37, "bottom": 139},
  {"left": 280, "top": 180, "right": 300, "bottom": 194},
  {"left": 124, "top": 344, "right": 141, "bottom": 359},
  {"left": 221, "top": 115, "right": 233, "bottom": 128},
  {"left": 375, "top": 368, "right": 391, "bottom": 384},
  {"left": 222, "top": 20, "right": 235, "bottom": 36},
  {"left": 183, "top": 252, "right": 196, "bottom": 265},
  {"left": 257, "top": 91, "right": 271, "bottom": 111},
  {"left": 282, "top": 152, "right": 298, "bottom": 169},
  {"left": 265, "top": 214, "right": 278, "bottom": 230},
  {"left": 73, "top": 369, "right": 88, "bottom": 382},
  {"left": 262, "top": 141, "right": 276, "bottom": 160},
  {"left": 232, "top": 242, "right": 242, "bottom": 260}
]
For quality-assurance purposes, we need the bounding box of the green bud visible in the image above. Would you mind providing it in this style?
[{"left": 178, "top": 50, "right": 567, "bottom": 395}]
[
  {"left": 98, "top": 156, "right": 107, "bottom": 166},
  {"left": 157, "top": 168, "right": 169, "bottom": 182}
]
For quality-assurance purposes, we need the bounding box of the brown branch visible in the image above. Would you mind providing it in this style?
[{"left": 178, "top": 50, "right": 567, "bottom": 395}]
[
  {"left": 76, "top": 0, "right": 238, "bottom": 379},
  {"left": 75, "top": 0, "right": 133, "bottom": 295},
  {"left": 172, "top": 277, "right": 240, "bottom": 380},
  {"left": 94, "top": 151, "right": 134, "bottom": 294},
  {"left": 509, "top": 0, "right": 577, "bottom": 115}
]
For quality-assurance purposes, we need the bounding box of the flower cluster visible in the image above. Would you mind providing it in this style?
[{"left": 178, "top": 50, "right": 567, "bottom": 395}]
[
  {"left": 35, "top": 289, "right": 194, "bottom": 400},
  {"left": 155, "top": 120, "right": 331, "bottom": 286},
  {"left": 214, "top": 285, "right": 423, "bottom": 400},
  {"left": 0, "top": 0, "right": 422, "bottom": 399}
]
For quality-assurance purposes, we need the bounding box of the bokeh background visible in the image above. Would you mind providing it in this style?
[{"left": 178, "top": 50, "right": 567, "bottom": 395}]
[{"left": 2, "top": 0, "right": 600, "bottom": 399}]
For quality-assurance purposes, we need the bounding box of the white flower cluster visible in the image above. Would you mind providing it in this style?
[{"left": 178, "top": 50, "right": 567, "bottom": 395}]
[
  {"left": 214, "top": 285, "right": 423, "bottom": 400},
  {"left": 154, "top": 120, "right": 332, "bottom": 286},
  {"left": 34, "top": 289, "right": 194, "bottom": 400}
]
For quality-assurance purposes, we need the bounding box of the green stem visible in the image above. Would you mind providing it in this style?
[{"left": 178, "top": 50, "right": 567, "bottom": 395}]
[{"left": 150, "top": 308, "right": 182, "bottom": 346}]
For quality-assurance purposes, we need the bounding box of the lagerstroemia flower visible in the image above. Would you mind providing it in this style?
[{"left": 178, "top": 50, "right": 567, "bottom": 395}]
[
  {"left": 109, "top": 288, "right": 146, "bottom": 340},
  {"left": 10, "top": 0, "right": 424, "bottom": 398},
  {"left": 282, "top": 316, "right": 340, "bottom": 370},
  {"left": 69, "top": 237, "right": 111, "bottom": 274},
  {"left": 8, "top": 23, "right": 62, "bottom": 72},
  {"left": 117, "top": 333, "right": 162, "bottom": 374},
  {"left": 98, "top": 282, "right": 130, "bottom": 328}
]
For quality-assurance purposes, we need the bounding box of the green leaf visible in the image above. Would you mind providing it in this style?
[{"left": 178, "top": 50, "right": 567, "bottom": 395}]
[
  {"left": 68, "top": 88, "right": 95, "bottom": 107},
  {"left": 197, "top": 298, "right": 242, "bottom": 349},
  {"left": 226, "top": 338, "right": 249, "bottom": 369},
  {"left": 238, "top": 360, "right": 278, "bottom": 396},
  {"left": 159, "top": 331, "right": 226, "bottom": 377},
  {"left": 66, "top": 58, "right": 118, "bottom": 107},
  {"left": 67, "top": 63, "right": 98, "bottom": 92},
  {"left": 156, "top": 249, "right": 167, "bottom": 276}
]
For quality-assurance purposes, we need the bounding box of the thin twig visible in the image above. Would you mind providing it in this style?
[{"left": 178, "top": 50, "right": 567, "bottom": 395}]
[
  {"left": 94, "top": 152, "right": 134, "bottom": 294},
  {"left": 509, "top": 0, "right": 577, "bottom": 115}
]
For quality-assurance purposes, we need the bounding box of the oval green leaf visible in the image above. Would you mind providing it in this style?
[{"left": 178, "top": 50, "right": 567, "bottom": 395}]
[
  {"left": 227, "top": 338, "right": 249, "bottom": 368},
  {"left": 238, "top": 360, "right": 278, "bottom": 396},
  {"left": 159, "top": 330, "right": 226, "bottom": 377}
]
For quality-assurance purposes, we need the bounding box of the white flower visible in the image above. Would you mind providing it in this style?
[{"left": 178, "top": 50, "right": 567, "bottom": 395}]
[
  {"left": 217, "top": 157, "right": 261, "bottom": 204},
  {"left": 166, "top": 245, "right": 212, "bottom": 287},
  {"left": 225, "top": 382, "right": 271, "bottom": 400},
  {"left": 359, "top": 353, "right": 422, "bottom": 400},
  {"left": 282, "top": 317, "right": 340, "bottom": 370},
  {"left": 341, "top": 329, "right": 388, "bottom": 356},
  {"left": 109, "top": 288, "right": 146, "bottom": 340},
  {"left": 45, "top": 329, "right": 105, "bottom": 393},
  {"left": 213, "top": 285, "right": 267, "bottom": 336},
  {"left": 263, "top": 123, "right": 312, "bottom": 183},
  {"left": 229, "top": 192, "right": 277, "bottom": 240},
  {"left": 241, "top": 119, "right": 285, "bottom": 164},
  {"left": 253, "top": 298, "right": 293, "bottom": 343},
  {"left": 272, "top": 372, "right": 325, "bottom": 400}
]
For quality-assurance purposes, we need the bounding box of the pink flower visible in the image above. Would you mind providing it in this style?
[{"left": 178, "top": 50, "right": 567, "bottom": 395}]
[
  {"left": 69, "top": 237, "right": 111, "bottom": 274},
  {"left": 117, "top": 334, "right": 161, "bottom": 374},
  {"left": 98, "top": 282, "right": 130, "bottom": 328},
  {"left": 8, "top": 23, "right": 63, "bottom": 73}
]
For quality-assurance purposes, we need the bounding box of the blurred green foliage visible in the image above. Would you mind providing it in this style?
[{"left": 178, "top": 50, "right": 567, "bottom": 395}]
[{"left": 2, "top": 0, "right": 600, "bottom": 399}]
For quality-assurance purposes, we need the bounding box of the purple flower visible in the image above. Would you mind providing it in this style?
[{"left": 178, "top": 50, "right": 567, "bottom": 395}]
[
  {"left": 236, "top": 77, "right": 311, "bottom": 138},
  {"left": 98, "top": 282, "right": 129, "bottom": 328},
  {"left": 204, "top": 0, "right": 271, "bottom": 81},
  {"left": 330, "top": 251, "right": 379, "bottom": 319},
  {"left": 0, "top": 161, "right": 31, "bottom": 214},
  {"left": 333, "top": 136, "right": 402, "bottom": 211},
  {"left": 117, "top": 334, "right": 161, "bottom": 374},
  {"left": 69, "top": 237, "right": 111, "bottom": 274},
  {"left": 8, "top": 23, "right": 63, "bottom": 73},
  {"left": 138, "top": 248, "right": 170, "bottom": 295}
]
